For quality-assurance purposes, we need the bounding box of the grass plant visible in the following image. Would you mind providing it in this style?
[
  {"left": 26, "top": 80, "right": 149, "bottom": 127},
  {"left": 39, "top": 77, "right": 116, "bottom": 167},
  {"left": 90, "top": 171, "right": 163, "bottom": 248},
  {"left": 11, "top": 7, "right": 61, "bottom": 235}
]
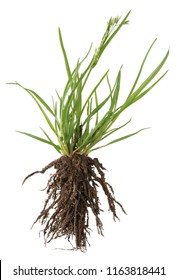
[{"left": 8, "top": 11, "right": 169, "bottom": 251}]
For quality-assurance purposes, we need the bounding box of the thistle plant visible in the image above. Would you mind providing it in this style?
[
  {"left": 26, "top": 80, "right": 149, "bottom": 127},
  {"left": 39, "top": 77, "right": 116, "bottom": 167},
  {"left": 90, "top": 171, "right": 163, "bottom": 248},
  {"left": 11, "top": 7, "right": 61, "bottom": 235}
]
[{"left": 9, "top": 11, "right": 169, "bottom": 251}]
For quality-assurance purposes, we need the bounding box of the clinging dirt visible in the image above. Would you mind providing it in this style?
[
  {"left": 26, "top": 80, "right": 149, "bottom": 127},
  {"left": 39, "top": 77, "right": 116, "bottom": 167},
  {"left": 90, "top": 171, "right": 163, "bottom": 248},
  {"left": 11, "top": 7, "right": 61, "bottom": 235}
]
[{"left": 23, "top": 153, "right": 126, "bottom": 251}]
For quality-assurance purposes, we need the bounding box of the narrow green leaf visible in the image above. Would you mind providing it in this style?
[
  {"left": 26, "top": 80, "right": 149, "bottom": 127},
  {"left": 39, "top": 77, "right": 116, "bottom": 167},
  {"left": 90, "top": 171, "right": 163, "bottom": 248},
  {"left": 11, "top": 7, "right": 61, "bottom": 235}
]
[
  {"left": 82, "top": 89, "right": 112, "bottom": 126},
  {"left": 133, "top": 70, "right": 169, "bottom": 103},
  {"left": 82, "top": 115, "right": 129, "bottom": 153},
  {"left": 89, "top": 128, "right": 149, "bottom": 152},
  {"left": 78, "top": 111, "right": 113, "bottom": 151},
  {"left": 79, "top": 43, "right": 93, "bottom": 65},
  {"left": 110, "top": 66, "right": 122, "bottom": 111},
  {"left": 58, "top": 27, "right": 71, "bottom": 79},
  {"left": 100, "top": 119, "right": 132, "bottom": 141},
  {"left": 82, "top": 97, "right": 93, "bottom": 140},
  {"left": 52, "top": 97, "right": 60, "bottom": 132},
  {"left": 128, "top": 39, "right": 157, "bottom": 97},
  {"left": 81, "top": 70, "right": 109, "bottom": 116},
  {"left": 9, "top": 82, "right": 58, "bottom": 136},
  {"left": 40, "top": 127, "right": 61, "bottom": 152},
  {"left": 11, "top": 82, "right": 55, "bottom": 115},
  {"left": 106, "top": 74, "right": 112, "bottom": 93},
  {"left": 94, "top": 90, "right": 99, "bottom": 126},
  {"left": 130, "top": 49, "right": 169, "bottom": 102},
  {"left": 16, "top": 130, "right": 60, "bottom": 151},
  {"left": 32, "top": 97, "right": 58, "bottom": 136}
]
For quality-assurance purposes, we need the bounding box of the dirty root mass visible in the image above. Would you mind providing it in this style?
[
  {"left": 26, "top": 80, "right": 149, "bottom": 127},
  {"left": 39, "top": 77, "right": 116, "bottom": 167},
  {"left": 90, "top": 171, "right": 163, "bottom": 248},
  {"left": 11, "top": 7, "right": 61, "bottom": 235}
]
[{"left": 23, "top": 153, "right": 126, "bottom": 251}]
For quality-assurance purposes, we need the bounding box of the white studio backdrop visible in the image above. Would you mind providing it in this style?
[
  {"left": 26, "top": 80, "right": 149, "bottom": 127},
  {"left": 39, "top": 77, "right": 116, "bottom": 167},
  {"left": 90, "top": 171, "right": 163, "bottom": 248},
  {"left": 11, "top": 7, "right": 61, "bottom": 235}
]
[{"left": 0, "top": 0, "right": 177, "bottom": 279}]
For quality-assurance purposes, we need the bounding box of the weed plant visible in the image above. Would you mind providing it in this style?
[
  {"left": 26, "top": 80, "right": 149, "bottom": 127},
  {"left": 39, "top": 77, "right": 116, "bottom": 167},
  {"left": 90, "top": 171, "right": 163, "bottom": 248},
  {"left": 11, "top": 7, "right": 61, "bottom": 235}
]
[{"left": 9, "top": 11, "right": 169, "bottom": 251}]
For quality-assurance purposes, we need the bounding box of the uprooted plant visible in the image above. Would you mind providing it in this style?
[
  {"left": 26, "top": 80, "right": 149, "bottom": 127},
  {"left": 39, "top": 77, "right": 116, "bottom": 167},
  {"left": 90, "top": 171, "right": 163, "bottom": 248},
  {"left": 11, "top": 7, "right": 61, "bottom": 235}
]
[{"left": 8, "top": 11, "right": 169, "bottom": 251}]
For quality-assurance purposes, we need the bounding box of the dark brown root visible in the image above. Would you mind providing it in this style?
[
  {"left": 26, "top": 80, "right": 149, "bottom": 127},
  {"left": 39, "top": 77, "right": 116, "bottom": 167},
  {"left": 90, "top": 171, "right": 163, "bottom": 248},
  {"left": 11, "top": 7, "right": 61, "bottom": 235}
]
[{"left": 24, "top": 153, "right": 126, "bottom": 251}]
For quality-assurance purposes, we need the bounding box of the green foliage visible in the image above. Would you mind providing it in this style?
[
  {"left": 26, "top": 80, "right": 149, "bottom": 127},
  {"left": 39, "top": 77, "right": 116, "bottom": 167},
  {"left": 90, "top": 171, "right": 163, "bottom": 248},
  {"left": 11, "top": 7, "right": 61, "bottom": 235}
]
[{"left": 8, "top": 11, "right": 169, "bottom": 156}]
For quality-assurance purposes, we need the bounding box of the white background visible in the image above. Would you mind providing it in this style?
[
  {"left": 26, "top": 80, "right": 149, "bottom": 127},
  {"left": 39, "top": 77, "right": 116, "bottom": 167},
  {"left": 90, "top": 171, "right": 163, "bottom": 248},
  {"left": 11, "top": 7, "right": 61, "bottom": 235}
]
[{"left": 0, "top": 0, "right": 177, "bottom": 279}]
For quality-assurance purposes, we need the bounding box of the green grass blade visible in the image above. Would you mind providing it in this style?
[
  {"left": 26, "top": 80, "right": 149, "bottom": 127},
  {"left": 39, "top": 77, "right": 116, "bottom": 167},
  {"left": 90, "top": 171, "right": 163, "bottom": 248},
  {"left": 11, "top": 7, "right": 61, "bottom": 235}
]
[
  {"left": 94, "top": 90, "right": 99, "bottom": 126},
  {"left": 40, "top": 127, "right": 61, "bottom": 152},
  {"left": 133, "top": 70, "right": 169, "bottom": 103},
  {"left": 100, "top": 119, "right": 132, "bottom": 141},
  {"left": 58, "top": 27, "right": 71, "bottom": 79},
  {"left": 79, "top": 43, "right": 93, "bottom": 65},
  {"left": 10, "top": 82, "right": 55, "bottom": 115},
  {"left": 89, "top": 128, "right": 149, "bottom": 152},
  {"left": 32, "top": 98, "right": 58, "bottom": 136},
  {"left": 81, "top": 70, "right": 109, "bottom": 116},
  {"left": 16, "top": 130, "right": 60, "bottom": 150},
  {"left": 82, "top": 98, "right": 93, "bottom": 139},
  {"left": 75, "top": 84, "right": 82, "bottom": 125},
  {"left": 106, "top": 74, "right": 112, "bottom": 93},
  {"left": 130, "top": 49, "right": 169, "bottom": 102},
  {"left": 83, "top": 119, "right": 132, "bottom": 154},
  {"left": 128, "top": 39, "right": 157, "bottom": 97},
  {"left": 52, "top": 97, "right": 60, "bottom": 132},
  {"left": 8, "top": 82, "right": 58, "bottom": 136},
  {"left": 26, "top": 89, "right": 54, "bottom": 115},
  {"left": 110, "top": 66, "right": 122, "bottom": 111},
  {"left": 82, "top": 89, "right": 112, "bottom": 126},
  {"left": 78, "top": 111, "right": 113, "bottom": 151}
]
